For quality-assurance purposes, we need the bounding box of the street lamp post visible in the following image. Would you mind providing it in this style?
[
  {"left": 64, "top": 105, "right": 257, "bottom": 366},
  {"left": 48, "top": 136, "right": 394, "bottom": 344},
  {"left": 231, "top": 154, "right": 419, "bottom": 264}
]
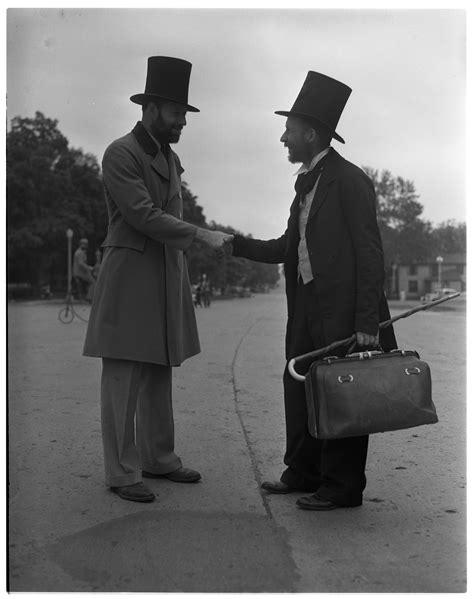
[
  {"left": 66, "top": 229, "right": 74, "bottom": 296},
  {"left": 436, "top": 255, "right": 443, "bottom": 290}
]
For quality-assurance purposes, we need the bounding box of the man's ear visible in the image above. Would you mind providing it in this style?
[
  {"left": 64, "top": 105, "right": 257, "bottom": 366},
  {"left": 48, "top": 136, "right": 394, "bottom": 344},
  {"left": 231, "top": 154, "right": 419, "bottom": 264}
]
[
  {"left": 305, "top": 127, "right": 317, "bottom": 143},
  {"left": 144, "top": 101, "right": 158, "bottom": 118}
]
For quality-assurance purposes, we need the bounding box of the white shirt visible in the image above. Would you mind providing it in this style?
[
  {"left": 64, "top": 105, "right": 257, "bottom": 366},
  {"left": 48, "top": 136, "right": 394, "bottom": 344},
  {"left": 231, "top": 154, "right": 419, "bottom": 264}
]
[{"left": 296, "top": 147, "right": 331, "bottom": 284}]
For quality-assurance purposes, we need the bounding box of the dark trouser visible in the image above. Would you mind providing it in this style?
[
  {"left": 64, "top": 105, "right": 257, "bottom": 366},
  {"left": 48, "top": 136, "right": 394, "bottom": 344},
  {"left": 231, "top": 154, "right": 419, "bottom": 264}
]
[{"left": 281, "top": 279, "right": 368, "bottom": 506}]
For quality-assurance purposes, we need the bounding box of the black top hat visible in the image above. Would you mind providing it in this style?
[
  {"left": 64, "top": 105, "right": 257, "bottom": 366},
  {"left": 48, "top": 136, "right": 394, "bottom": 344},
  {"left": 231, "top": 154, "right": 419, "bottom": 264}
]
[
  {"left": 130, "top": 56, "right": 199, "bottom": 112},
  {"left": 275, "top": 71, "right": 351, "bottom": 143}
]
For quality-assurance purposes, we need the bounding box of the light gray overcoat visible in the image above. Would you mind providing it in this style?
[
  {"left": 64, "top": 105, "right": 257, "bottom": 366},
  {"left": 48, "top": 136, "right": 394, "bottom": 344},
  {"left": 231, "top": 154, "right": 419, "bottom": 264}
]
[{"left": 83, "top": 122, "right": 200, "bottom": 366}]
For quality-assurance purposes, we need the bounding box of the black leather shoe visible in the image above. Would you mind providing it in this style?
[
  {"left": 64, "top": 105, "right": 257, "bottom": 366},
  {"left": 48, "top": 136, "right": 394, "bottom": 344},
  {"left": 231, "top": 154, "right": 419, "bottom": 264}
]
[
  {"left": 296, "top": 493, "right": 341, "bottom": 511},
  {"left": 261, "top": 480, "right": 299, "bottom": 494},
  {"left": 111, "top": 482, "right": 155, "bottom": 503},
  {"left": 142, "top": 467, "right": 201, "bottom": 483}
]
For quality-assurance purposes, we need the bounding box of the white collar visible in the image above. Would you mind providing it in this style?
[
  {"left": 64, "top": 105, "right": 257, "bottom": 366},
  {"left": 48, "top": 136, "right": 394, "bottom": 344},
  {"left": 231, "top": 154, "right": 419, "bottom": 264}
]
[{"left": 294, "top": 146, "right": 331, "bottom": 177}]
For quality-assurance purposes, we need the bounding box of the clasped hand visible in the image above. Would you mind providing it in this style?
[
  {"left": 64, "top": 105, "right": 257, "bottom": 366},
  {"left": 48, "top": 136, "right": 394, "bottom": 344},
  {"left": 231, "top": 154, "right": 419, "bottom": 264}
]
[{"left": 196, "top": 228, "right": 234, "bottom": 250}]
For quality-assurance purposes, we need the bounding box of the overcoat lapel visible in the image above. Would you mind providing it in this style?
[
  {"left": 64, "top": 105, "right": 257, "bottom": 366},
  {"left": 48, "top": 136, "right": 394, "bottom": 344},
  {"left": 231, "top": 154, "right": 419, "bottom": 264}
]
[
  {"left": 168, "top": 151, "right": 183, "bottom": 201},
  {"left": 132, "top": 121, "right": 170, "bottom": 182},
  {"left": 150, "top": 152, "right": 170, "bottom": 182}
]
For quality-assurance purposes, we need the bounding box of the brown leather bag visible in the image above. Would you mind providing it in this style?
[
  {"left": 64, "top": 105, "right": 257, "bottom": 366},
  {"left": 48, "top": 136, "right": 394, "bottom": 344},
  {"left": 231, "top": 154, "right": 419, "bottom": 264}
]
[{"left": 304, "top": 349, "right": 438, "bottom": 439}]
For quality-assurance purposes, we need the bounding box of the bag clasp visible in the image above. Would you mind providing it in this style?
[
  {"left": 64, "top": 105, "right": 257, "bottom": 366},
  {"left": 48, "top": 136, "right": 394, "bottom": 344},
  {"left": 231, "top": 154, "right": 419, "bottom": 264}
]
[{"left": 337, "top": 374, "right": 354, "bottom": 384}]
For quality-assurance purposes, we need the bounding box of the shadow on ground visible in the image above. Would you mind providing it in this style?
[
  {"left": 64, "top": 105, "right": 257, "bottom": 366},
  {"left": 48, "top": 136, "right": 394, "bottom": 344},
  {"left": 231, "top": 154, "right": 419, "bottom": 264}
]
[{"left": 13, "top": 510, "right": 298, "bottom": 592}]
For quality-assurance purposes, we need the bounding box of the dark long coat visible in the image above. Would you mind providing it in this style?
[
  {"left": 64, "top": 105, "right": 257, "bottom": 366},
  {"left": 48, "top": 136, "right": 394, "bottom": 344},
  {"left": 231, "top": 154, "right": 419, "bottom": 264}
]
[
  {"left": 83, "top": 122, "right": 200, "bottom": 366},
  {"left": 232, "top": 147, "right": 396, "bottom": 358}
]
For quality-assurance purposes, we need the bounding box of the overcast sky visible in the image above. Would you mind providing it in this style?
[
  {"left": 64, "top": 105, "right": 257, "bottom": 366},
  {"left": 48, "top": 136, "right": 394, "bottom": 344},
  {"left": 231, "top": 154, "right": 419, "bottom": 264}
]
[{"left": 6, "top": 7, "right": 466, "bottom": 240}]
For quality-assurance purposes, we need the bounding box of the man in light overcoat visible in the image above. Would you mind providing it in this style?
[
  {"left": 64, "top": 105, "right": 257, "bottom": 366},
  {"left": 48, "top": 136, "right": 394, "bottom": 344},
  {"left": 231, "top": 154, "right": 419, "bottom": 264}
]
[
  {"left": 73, "top": 238, "right": 94, "bottom": 300},
  {"left": 84, "top": 56, "right": 232, "bottom": 502}
]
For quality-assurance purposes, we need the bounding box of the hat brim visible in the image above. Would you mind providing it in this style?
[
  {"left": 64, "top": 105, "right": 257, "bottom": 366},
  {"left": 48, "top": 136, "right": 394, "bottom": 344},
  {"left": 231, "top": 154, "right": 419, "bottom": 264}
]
[
  {"left": 130, "top": 93, "right": 200, "bottom": 112},
  {"left": 275, "top": 110, "right": 345, "bottom": 144}
]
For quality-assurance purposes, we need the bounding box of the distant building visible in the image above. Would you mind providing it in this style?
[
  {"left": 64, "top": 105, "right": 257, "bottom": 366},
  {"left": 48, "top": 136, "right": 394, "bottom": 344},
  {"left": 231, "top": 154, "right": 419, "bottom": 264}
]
[{"left": 395, "top": 253, "right": 466, "bottom": 300}]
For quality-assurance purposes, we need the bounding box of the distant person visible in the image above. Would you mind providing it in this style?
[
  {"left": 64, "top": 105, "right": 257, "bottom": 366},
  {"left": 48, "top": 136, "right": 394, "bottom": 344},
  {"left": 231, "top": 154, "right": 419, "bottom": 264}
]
[
  {"left": 86, "top": 249, "right": 102, "bottom": 302},
  {"left": 230, "top": 71, "right": 397, "bottom": 510},
  {"left": 72, "top": 238, "right": 94, "bottom": 301},
  {"left": 83, "top": 56, "right": 232, "bottom": 503},
  {"left": 201, "top": 274, "right": 211, "bottom": 307},
  {"left": 194, "top": 284, "right": 202, "bottom": 308}
]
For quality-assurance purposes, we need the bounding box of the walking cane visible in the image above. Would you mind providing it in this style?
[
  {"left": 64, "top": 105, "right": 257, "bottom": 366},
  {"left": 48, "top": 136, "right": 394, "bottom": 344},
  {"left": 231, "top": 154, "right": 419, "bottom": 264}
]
[{"left": 288, "top": 292, "right": 461, "bottom": 382}]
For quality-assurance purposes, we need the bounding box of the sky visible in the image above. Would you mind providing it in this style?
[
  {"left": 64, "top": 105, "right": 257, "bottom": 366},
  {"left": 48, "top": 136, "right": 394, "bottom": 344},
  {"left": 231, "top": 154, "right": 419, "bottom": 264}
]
[{"left": 6, "top": 6, "right": 467, "bottom": 240}]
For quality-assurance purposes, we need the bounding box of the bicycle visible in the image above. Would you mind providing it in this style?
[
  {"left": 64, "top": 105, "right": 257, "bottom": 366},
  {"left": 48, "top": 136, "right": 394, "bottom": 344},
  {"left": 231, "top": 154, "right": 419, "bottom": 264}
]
[{"left": 58, "top": 291, "right": 90, "bottom": 324}]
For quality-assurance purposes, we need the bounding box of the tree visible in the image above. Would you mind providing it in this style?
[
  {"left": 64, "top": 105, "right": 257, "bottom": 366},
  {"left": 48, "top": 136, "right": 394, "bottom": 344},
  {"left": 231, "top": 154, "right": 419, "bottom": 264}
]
[
  {"left": 244, "top": 259, "right": 280, "bottom": 292},
  {"left": 181, "top": 182, "right": 216, "bottom": 284},
  {"left": 7, "top": 112, "right": 108, "bottom": 290},
  {"left": 429, "top": 220, "right": 466, "bottom": 256},
  {"left": 363, "top": 167, "right": 432, "bottom": 267},
  {"left": 182, "top": 189, "right": 280, "bottom": 293},
  {"left": 182, "top": 181, "right": 206, "bottom": 227}
]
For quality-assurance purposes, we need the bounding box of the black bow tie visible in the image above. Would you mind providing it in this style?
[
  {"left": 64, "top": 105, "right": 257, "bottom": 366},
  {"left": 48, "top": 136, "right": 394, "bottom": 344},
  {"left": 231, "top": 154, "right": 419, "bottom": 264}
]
[{"left": 294, "top": 156, "right": 328, "bottom": 196}]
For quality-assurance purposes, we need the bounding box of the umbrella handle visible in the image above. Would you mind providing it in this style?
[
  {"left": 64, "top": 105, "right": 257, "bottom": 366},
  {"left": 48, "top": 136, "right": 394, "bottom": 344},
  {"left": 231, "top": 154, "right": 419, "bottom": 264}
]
[
  {"left": 288, "top": 358, "right": 306, "bottom": 382},
  {"left": 287, "top": 334, "right": 356, "bottom": 382}
]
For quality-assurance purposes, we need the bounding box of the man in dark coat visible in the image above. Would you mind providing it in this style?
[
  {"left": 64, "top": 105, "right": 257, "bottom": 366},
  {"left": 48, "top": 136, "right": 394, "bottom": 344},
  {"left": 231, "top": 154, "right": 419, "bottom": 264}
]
[
  {"left": 231, "top": 71, "right": 397, "bottom": 510},
  {"left": 83, "top": 56, "right": 232, "bottom": 503}
]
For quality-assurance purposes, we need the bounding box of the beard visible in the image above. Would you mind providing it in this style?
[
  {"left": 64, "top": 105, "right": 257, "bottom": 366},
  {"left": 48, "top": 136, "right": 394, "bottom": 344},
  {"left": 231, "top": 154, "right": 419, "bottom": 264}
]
[
  {"left": 285, "top": 142, "right": 312, "bottom": 164},
  {"left": 150, "top": 116, "right": 182, "bottom": 144},
  {"left": 286, "top": 147, "right": 304, "bottom": 164},
  {"left": 165, "top": 128, "right": 182, "bottom": 144}
]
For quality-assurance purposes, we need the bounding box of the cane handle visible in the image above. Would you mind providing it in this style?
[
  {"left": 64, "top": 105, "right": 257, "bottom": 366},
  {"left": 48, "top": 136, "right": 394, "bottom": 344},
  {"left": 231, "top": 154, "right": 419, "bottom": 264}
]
[{"left": 288, "top": 358, "right": 306, "bottom": 382}]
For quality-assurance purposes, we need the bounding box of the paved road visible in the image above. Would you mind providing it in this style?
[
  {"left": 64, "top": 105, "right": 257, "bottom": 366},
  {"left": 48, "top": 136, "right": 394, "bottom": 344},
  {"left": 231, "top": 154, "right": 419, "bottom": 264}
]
[{"left": 7, "top": 290, "right": 466, "bottom": 592}]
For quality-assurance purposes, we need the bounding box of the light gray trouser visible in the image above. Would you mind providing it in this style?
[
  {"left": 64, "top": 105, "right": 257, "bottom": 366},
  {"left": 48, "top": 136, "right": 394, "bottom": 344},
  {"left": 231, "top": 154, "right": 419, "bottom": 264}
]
[{"left": 100, "top": 358, "right": 182, "bottom": 487}]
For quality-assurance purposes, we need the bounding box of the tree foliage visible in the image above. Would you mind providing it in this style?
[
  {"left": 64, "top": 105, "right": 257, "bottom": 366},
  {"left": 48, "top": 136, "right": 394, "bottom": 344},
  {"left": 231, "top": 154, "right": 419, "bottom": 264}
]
[
  {"left": 182, "top": 183, "right": 279, "bottom": 292},
  {"left": 7, "top": 112, "right": 108, "bottom": 289},
  {"left": 428, "top": 220, "right": 466, "bottom": 256},
  {"left": 363, "top": 167, "right": 465, "bottom": 270}
]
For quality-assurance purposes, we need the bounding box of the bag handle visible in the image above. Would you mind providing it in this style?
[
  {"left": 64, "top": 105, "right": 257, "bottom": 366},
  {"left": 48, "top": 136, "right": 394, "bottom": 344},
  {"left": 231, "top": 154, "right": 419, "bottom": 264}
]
[
  {"left": 288, "top": 337, "right": 383, "bottom": 381},
  {"left": 346, "top": 341, "right": 383, "bottom": 357}
]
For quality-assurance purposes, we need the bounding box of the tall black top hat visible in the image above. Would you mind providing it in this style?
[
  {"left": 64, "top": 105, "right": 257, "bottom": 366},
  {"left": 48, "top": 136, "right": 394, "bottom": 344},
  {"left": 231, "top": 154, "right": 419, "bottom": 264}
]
[
  {"left": 275, "top": 71, "right": 351, "bottom": 143},
  {"left": 130, "top": 56, "right": 199, "bottom": 112}
]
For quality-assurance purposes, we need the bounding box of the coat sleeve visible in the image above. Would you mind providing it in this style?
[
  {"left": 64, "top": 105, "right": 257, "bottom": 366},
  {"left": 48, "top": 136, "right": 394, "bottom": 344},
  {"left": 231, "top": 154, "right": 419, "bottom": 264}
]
[
  {"left": 339, "top": 171, "right": 385, "bottom": 335},
  {"left": 232, "top": 232, "right": 287, "bottom": 264},
  {"left": 102, "top": 141, "right": 198, "bottom": 251}
]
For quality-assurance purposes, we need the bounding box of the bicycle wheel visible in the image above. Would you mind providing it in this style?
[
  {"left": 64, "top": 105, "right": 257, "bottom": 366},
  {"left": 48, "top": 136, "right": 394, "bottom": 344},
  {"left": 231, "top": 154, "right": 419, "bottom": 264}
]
[
  {"left": 72, "top": 301, "right": 90, "bottom": 323},
  {"left": 58, "top": 306, "right": 74, "bottom": 324}
]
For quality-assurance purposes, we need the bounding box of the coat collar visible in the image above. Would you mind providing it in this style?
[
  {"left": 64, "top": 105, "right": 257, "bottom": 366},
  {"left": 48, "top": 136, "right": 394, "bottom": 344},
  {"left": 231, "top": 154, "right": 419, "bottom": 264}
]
[
  {"left": 306, "top": 147, "right": 341, "bottom": 221},
  {"left": 315, "top": 146, "right": 339, "bottom": 184},
  {"left": 132, "top": 121, "right": 158, "bottom": 156},
  {"left": 132, "top": 121, "right": 171, "bottom": 180}
]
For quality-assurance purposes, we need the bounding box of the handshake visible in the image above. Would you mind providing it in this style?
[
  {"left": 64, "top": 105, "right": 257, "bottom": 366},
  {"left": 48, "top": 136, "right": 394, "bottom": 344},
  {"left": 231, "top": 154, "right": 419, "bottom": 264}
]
[{"left": 195, "top": 228, "right": 234, "bottom": 251}]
